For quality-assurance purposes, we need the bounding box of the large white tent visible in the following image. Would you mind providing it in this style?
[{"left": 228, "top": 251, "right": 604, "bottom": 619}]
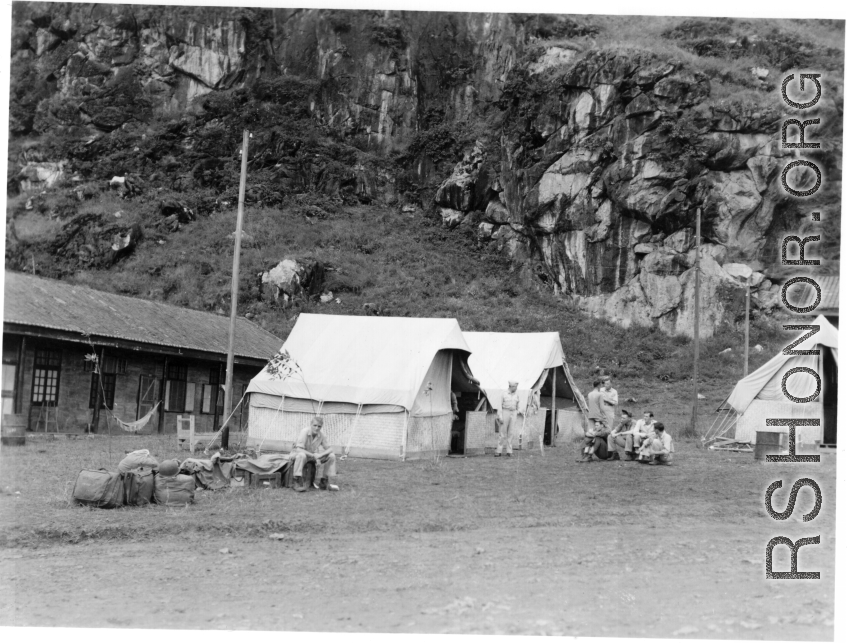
[
  {"left": 707, "top": 315, "right": 838, "bottom": 446},
  {"left": 463, "top": 332, "right": 588, "bottom": 448},
  {"left": 246, "top": 314, "right": 483, "bottom": 459}
]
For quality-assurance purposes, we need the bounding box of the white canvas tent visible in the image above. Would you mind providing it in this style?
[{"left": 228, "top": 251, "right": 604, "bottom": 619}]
[
  {"left": 463, "top": 332, "right": 588, "bottom": 449},
  {"left": 246, "top": 314, "right": 483, "bottom": 460},
  {"left": 705, "top": 315, "right": 838, "bottom": 448}
]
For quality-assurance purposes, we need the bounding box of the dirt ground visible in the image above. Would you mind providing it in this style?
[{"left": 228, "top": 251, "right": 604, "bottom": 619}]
[{"left": 0, "top": 435, "right": 837, "bottom": 639}]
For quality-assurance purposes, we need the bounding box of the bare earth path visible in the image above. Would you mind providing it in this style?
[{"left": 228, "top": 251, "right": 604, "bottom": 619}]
[{"left": 1, "top": 524, "right": 834, "bottom": 638}]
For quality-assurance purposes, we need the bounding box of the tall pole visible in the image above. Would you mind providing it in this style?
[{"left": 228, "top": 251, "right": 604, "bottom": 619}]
[
  {"left": 691, "top": 208, "right": 701, "bottom": 436},
  {"left": 158, "top": 355, "right": 168, "bottom": 433},
  {"left": 550, "top": 368, "right": 557, "bottom": 447},
  {"left": 222, "top": 129, "right": 249, "bottom": 449},
  {"left": 90, "top": 347, "right": 104, "bottom": 434},
  {"left": 744, "top": 277, "right": 750, "bottom": 377}
]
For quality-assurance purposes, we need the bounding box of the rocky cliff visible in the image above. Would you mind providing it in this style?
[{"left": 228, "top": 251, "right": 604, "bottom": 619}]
[{"left": 7, "top": 5, "right": 844, "bottom": 336}]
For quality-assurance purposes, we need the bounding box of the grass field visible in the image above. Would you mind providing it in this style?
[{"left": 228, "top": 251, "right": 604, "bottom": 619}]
[{"left": 0, "top": 433, "right": 836, "bottom": 637}]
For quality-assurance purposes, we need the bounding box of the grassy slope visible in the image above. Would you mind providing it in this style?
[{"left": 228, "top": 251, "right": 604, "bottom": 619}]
[{"left": 47, "top": 200, "right": 790, "bottom": 439}]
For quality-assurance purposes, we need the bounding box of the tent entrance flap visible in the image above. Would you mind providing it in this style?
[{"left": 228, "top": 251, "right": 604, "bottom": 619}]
[
  {"left": 822, "top": 345, "right": 838, "bottom": 444},
  {"left": 411, "top": 350, "right": 454, "bottom": 417}
]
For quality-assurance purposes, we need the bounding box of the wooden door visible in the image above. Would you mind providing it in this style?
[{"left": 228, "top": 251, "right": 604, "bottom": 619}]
[
  {"left": 137, "top": 374, "right": 159, "bottom": 420},
  {"left": 1, "top": 364, "right": 16, "bottom": 416}
]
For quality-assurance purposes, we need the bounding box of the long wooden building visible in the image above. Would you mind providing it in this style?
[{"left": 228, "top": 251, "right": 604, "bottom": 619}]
[{"left": 2, "top": 272, "right": 281, "bottom": 434}]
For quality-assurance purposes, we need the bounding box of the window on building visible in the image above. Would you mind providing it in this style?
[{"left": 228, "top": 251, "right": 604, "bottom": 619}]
[
  {"left": 164, "top": 362, "right": 188, "bottom": 412},
  {"left": 201, "top": 367, "right": 224, "bottom": 414},
  {"left": 167, "top": 363, "right": 188, "bottom": 381},
  {"left": 86, "top": 355, "right": 127, "bottom": 375},
  {"left": 31, "top": 349, "right": 61, "bottom": 406},
  {"left": 89, "top": 373, "right": 116, "bottom": 410}
]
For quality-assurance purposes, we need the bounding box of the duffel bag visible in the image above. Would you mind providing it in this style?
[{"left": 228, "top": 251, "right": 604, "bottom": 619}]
[
  {"left": 72, "top": 469, "right": 124, "bottom": 509},
  {"left": 123, "top": 467, "right": 156, "bottom": 506},
  {"left": 117, "top": 449, "right": 159, "bottom": 474},
  {"left": 154, "top": 474, "right": 195, "bottom": 506}
]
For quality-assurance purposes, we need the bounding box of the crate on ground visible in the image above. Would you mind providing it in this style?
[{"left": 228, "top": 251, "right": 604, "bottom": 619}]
[
  {"left": 283, "top": 460, "right": 315, "bottom": 489},
  {"left": 248, "top": 471, "right": 283, "bottom": 488}
]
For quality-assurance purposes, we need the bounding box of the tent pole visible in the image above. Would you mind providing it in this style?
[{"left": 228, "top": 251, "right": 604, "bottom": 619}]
[
  {"left": 551, "top": 368, "right": 557, "bottom": 447},
  {"left": 401, "top": 409, "right": 408, "bottom": 461},
  {"left": 222, "top": 128, "right": 250, "bottom": 449}
]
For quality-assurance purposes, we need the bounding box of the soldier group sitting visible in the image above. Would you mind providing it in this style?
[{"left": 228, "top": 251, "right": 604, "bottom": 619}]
[{"left": 578, "top": 376, "right": 674, "bottom": 465}]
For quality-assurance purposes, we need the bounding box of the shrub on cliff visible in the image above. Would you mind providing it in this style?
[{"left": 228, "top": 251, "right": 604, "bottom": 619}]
[
  {"left": 405, "top": 124, "right": 462, "bottom": 164},
  {"left": 664, "top": 18, "right": 843, "bottom": 73},
  {"left": 369, "top": 15, "right": 407, "bottom": 51},
  {"left": 529, "top": 15, "right": 600, "bottom": 40}
]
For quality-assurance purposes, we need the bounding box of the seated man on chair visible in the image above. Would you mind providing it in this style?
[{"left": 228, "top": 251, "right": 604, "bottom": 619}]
[{"left": 292, "top": 417, "right": 339, "bottom": 491}]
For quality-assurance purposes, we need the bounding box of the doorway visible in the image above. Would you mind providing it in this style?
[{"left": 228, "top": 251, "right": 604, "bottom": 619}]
[
  {"left": 822, "top": 346, "right": 837, "bottom": 445},
  {"left": 450, "top": 392, "right": 479, "bottom": 455},
  {"left": 544, "top": 409, "right": 555, "bottom": 446}
]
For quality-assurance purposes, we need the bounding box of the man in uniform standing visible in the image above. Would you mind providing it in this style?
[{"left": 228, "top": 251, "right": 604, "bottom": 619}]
[
  {"left": 495, "top": 380, "right": 520, "bottom": 457},
  {"left": 601, "top": 376, "right": 619, "bottom": 436}
]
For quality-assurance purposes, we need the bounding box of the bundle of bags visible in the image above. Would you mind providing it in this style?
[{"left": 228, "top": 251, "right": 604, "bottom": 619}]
[{"left": 72, "top": 449, "right": 195, "bottom": 509}]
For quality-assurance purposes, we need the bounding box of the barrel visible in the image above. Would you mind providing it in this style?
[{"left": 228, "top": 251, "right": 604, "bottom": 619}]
[
  {"left": 1, "top": 414, "right": 27, "bottom": 446},
  {"left": 754, "top": 431, "right": 782, "bottom": 461}
]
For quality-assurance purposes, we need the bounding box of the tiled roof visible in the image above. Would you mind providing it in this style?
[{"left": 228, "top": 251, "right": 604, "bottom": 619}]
[
  {"left": 3, "top": 272, "right": 281, "bottom": 361},
  {"left": 793, "top": 275, "right": 839, "bottom": 312}
]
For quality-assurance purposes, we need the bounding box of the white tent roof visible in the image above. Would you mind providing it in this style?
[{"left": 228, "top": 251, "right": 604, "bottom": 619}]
[
  {"left": 246, "top": 314, "right": 471, "bottom": 411},
  {"left": 725, "top": 315, "right": 838, "bottom": 414},
  {"left": 464, "top": 331, "right": 584, "bottom": 412}
]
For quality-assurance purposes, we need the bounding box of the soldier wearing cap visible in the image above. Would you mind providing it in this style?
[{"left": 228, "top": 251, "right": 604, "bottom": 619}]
[{"left": 496, "top": 380, "right": 520, "bottom": 457}]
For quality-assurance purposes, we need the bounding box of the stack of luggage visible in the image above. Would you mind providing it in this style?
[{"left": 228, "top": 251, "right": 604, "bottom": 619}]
[
  {"left": 72, "top": 450, "right": 195, "bottom": 509},
  {"left": 71, "top": 449, "right": 295, "bottom": 509}
]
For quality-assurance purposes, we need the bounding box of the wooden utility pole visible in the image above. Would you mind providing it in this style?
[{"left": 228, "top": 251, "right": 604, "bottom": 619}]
[
  {"left": 90, "top": 347, "right": 105, "bottom": 433},
  {"left": 158, "top": 355, "right": 168, "bottom": 433},
  {"left": 222, "top": 129, "right": 250, "bottom": 449},
  {"left": 689, "top": 208, "right": 702, "bottom": 437},
  {"left": 744, "top": 277, "right": 750, "bottom": 377}
]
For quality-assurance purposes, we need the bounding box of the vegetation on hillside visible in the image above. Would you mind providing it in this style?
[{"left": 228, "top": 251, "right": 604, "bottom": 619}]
[{"left": 28, "top": 197, "right": 789, "bottom": 436}]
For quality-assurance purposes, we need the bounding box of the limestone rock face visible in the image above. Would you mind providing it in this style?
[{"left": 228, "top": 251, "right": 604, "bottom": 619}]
[
  {"left": 479, "top": 48, "right": 839, "bottom": 337},
  {"left": 439, "top": 207, "right": 465, "bottom": 229},
  {"left": 261, "top": 258, "right": 326, "bottom": 303},
  {"left": 18, "top": 162, "right": 65, "bottom": 191},
  {"left": 7, "top": 8, "right": 842, "bottom": 337}
]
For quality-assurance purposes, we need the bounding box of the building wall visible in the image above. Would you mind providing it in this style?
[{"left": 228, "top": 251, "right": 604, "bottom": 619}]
[{"left": 4, "top": 334, "right": 259, "bottom": 434}]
